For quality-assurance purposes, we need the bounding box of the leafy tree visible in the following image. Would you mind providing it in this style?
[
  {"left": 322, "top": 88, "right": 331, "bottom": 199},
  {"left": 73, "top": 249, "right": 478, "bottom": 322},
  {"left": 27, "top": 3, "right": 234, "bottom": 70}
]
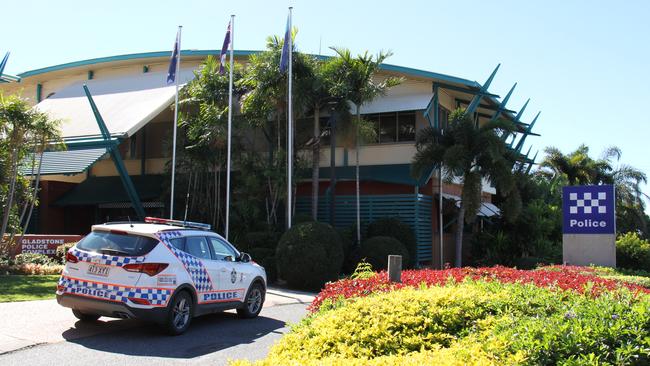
[
  {"left": 239, "top": 33, "right": 315, "bottom": 227},
  {"left": 412, "top": 109, "right": 517, "bottom": 267},
  {"left": 329, "top": 48, "right": 401, "bottom": 243},
  {"left": 174, "top": 56, "right": 244, "bottom": 229},
  {"left": 0, "top": 94, "right": 62, "bottom": 253}
]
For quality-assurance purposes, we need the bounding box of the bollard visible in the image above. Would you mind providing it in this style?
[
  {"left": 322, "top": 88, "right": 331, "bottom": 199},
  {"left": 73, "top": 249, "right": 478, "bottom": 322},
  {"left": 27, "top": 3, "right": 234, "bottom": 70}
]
[{"left": 388, "top": 255, "right": 402, "bottom": 283}]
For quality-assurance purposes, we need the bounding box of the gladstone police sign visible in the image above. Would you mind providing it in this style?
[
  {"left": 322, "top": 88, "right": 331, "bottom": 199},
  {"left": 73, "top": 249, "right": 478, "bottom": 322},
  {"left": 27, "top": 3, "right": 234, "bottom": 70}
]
[
  {"left": 562, "top": 184, "right": 616, "bottom": 267},
  {"left": 562, "top": 185, "right": 615, "bottom": 234}
]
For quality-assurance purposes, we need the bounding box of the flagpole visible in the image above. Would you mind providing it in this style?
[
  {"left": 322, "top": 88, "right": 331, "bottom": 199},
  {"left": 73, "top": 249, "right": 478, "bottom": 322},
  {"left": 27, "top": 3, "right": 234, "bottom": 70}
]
[
  {"left": 287, "top": 7, "right": 293, "bottom": 230},
  {"left": 170, "top": 26, "right": 182, "bottom": 219},
  {"left": 225, "top": 15, "right": 235, "bottom": 240}
]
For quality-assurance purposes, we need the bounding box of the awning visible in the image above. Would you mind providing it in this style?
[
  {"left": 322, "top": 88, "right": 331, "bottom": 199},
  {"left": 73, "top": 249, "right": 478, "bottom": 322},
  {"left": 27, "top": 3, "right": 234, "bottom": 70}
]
[
  {"left": 54, "top": 175, "right": 164, "bottom": 206},
  {"left": 19, "top": 148, "right": 107, "bottom": 176},
  {"left": 479, "top": 202, "right": 501, "bottom": 217},
  {"left": 34, "top": 70, "right": 194, "bottom": 139},
  {"left": 357, "top": 93, "right": 432, "bottom": 114},
  {"left": 317, "top": 164, "right": 422, "bottom": 186},
  {"left": 440, "top": 193, "right": 501, "bottom": 217}
]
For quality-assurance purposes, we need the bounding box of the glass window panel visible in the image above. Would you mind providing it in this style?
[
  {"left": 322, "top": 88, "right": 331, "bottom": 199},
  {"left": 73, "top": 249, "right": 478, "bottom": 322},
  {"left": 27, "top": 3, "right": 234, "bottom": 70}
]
[
  {"left": 379, "top": 113, "right": 396, "bottom": 143},
  {"left": 207, "top": 237, "right": 238, "bottom": 261},
  {"left": 364, "top": 114, "right": 380, "bottom": 143},
  {"left": 397, "top": 111, "right": 416, "bottom": 141},
  {"left": 185, "top": 236, "right": 211, "bottom": 260}
]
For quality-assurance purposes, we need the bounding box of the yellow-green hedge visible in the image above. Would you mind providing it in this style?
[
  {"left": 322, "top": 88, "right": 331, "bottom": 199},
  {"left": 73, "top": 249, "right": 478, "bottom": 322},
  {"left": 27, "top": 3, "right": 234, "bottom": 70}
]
[{"left": 234, "top": 280, "right": 650, "bottom": 365}]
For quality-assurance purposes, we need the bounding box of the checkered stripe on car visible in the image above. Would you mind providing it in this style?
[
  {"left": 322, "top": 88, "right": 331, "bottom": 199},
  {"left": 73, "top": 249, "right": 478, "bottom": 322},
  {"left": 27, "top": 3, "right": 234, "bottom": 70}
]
[
  {"left": 70, "top": 248, "right": 145, "bottom": 267},
  {"left": 157, "top": 231, "right": 214, "bottom": 292},
  {"left": 58, "top": 276, "right": 171, "bottom": 306}
]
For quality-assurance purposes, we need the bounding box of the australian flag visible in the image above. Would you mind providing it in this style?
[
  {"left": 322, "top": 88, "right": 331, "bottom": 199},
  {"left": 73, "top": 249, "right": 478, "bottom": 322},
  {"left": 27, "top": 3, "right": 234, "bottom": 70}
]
[
  {"left": 219, "top": 21, "right": 231, "bottom": 75},
  {"left": 167, "top": 29, "right": 180, "bottom": 84},
  {"left": 0, "top": 52, "right": 9, "bottom": 76},
  {"left": 279, "top": 14, "right": 291, "bottom": 73}
]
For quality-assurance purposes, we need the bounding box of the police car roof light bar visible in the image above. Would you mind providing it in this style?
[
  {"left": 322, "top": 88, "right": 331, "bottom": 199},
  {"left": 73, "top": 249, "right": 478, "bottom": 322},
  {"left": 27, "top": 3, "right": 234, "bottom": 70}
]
[{"left": 144, "top": 217, "right": 212, "bottom": 230}]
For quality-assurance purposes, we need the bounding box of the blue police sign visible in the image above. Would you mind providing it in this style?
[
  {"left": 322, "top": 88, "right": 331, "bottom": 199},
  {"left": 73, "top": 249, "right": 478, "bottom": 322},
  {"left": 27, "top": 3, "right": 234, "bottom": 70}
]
[{"left": 562, "top": 185, "right": 615, "bottom": 234}]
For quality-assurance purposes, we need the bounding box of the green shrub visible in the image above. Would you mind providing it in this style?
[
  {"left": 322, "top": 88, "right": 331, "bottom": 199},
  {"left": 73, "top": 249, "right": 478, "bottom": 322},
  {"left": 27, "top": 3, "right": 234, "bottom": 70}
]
[
  {"left": 13, "top": 253, "right": 56, "bottom": 266},
  {"left": 243, "top": 231, "right": 280, "bottom": 251},
  {"left": 234, "top": 281, "right": 650, "bottom": 365},
  {"left": 337, "top": 226, "right": 359, "bottom": 275},
  {"left": 512, "top": 256, "right": 545, "bottom": 270},
  {"left": 249, "top": 247, "right": 275, "bottom": 261},
  {"left": 276, "top": 222, "right": 344, "bottom": 290},
  {"left": 616, "top": 232, "right": 650, "bottom": 271},
  {"left": 258, "top": 256, "right": 278, "bottom": 283},
  {"left": 367, "top": 218, "right": 417, "bottom": 267},
  {"left": 359, "top": 236, "right": 409, "bottom": 271},
  {"left": 54, "top": 243, "right": 76, "bottom": 264}
]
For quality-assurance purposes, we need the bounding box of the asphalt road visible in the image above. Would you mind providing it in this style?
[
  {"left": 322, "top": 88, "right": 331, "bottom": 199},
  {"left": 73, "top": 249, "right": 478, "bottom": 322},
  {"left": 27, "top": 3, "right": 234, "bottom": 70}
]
[{"left": 0, "top": 289, "right": 311, "bottom": 365}]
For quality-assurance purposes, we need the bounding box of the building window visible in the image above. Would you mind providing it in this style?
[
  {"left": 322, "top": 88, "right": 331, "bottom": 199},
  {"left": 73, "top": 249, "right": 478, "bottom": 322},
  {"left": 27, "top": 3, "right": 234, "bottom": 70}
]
[
  {"left": 439, "top": 107, "right": 450, "bottom": 130},
  {"left": 317, "top": 111, "right": 416, "bottom": 146},
  {"left": 363, "top": 110, "right": 416, "bottom": 144},
  {"left": 398, "top": 111, "right": 416, "bottom": 141}
]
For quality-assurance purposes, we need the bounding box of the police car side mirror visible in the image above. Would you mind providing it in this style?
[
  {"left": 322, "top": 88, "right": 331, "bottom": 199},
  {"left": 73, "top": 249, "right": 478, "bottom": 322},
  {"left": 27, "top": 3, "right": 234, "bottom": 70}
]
[{"left": 239, "top": 252, "right": 251, "bottom": 263}]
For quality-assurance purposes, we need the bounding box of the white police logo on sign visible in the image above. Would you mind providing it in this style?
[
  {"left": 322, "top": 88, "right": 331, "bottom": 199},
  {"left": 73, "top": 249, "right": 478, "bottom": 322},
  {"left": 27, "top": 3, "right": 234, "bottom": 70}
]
[{"left": 568, "top": 192, "right": 607, "bottom": 215}]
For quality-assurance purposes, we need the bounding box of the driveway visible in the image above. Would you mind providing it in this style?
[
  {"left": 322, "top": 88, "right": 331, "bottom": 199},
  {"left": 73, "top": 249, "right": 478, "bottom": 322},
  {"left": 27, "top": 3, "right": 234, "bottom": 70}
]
[{"left": 0, "top": 287, "right": 314, "bottom": 365}]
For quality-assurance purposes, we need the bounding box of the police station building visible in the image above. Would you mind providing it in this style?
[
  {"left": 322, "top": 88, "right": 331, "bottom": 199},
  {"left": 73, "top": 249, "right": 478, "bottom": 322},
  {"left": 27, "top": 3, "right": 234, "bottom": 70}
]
[{"left": 0, "top": 50, "right": 539, "bottom": 267}]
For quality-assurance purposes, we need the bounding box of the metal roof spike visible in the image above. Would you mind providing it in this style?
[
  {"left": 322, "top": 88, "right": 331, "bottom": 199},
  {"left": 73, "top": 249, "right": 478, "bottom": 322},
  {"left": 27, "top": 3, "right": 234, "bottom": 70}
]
[
  {"left": 528, "top": 111, "right": 541, "bottom": 131},
  {"left": 482, "top": 64, "right": 501, "bottom": 90},
  {"left": 491, "top": 82, "right": 517, "bottom": 121},
  {"left": 514, "top": 98, "right": 530, "bottom": 123},
  {"left": 465, "top": 64, "right": 500, "bottom": 115}
]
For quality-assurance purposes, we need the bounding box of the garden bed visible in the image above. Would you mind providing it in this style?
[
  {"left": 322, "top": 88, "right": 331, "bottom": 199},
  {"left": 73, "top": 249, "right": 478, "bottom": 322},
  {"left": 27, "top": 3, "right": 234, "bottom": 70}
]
[{"left": 234, "top": 266, "right": 650, "bottom": 365}]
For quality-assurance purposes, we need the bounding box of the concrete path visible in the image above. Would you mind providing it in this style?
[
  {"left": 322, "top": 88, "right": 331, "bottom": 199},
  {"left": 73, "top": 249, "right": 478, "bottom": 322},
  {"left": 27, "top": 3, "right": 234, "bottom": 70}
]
[{"left": 0, "top": 286, "right": 315, "bottom": 356}]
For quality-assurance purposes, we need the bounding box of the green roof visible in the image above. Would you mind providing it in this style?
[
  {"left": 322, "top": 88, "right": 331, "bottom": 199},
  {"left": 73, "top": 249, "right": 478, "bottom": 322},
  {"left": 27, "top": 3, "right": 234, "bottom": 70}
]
[
  {"left": 20, "top": 148, "right": 107, "bottom": 176},
  {"left": 54, "top": 175, "right": 164, "bottom": 206}
]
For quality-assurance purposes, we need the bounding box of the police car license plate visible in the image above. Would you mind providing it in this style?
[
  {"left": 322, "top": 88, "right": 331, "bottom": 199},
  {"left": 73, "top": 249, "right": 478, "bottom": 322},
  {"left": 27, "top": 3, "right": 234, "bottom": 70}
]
[{"left": 87, "top": 264, "right": 110, "bottom": 277}]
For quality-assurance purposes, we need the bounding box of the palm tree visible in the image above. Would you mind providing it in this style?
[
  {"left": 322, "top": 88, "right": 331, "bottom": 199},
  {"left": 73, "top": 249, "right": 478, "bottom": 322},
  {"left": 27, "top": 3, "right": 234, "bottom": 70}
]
[
  {"left": 300, "top": 56, "right": 339, "bottom": 220},
  {"left": 330, "top": 48, "right": 401, "bottom": 243},
  {"left": 412, "top": 109, "right": 516, "bottom": 267},
  {"left": 239, "top": 33, "right": 314, "bottom": 226}
]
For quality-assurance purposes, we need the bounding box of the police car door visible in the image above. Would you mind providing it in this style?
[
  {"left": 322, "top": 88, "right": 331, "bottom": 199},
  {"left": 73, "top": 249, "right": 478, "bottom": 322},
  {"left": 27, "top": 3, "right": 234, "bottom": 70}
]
[
  {"left": 207, "top": 236, "right": 247, "bottom": 303},
  {"left": 182, "top": 236, "right": 220, "bottom": 298}
]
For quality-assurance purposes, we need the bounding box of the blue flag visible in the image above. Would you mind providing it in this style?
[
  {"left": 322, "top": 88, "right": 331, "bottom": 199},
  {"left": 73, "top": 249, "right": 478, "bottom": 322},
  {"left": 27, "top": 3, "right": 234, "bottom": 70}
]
[
  {"left": 0, "top": 52, "right": 9, "bottom": 76},
  {"left": 219, "top": 21, "right": 232, "bottom": 75},
  {"left": 279, "top": 15, "right": 291, "bottom": 73},
  {"left": 167, "top": 30, "right": 180, "bottom": 84}
]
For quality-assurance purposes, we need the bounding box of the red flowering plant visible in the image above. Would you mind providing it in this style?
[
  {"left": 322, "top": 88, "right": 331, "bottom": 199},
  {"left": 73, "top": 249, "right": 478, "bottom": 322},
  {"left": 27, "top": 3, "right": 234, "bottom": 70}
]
[{"left": 309, "top": 265, "right": 650, "bottom": 312}]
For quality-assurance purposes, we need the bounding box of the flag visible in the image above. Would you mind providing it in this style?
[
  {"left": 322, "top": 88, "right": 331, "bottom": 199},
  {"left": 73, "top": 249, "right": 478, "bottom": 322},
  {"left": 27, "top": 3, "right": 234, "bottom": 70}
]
[
  {"left": 167, "top": 29, "right": 180, "bottom": 84},
  {"left": 0, "top": 52, "right": 9, "bottom": 76},
  {"left": 279, "top": 14, "right": 291, "bottom": 73},
  {"left": 219, "top": 21, "right": 232, "bottom": 75}
]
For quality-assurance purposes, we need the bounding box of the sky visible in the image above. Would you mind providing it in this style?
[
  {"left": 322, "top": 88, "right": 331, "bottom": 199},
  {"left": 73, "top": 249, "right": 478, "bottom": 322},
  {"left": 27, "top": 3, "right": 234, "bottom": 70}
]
[{"left": 2, "top": 0, "right": 650, "bottom": 205}]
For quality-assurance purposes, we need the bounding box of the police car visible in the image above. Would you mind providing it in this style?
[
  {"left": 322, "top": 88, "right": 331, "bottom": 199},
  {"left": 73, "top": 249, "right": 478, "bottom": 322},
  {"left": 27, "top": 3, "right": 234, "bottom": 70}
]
[{"left": 56, "top": 217, "right": 266, "bottom": 335}]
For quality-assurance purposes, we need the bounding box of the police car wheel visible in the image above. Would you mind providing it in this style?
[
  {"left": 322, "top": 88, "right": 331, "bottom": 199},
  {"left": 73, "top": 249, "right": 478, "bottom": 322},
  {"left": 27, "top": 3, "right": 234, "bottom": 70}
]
[
  {"left": 237, "top": 283, "right": 264, "bottom": 319},
  {"left": 72, "top": 309, "right": 100, "bottom": 322},
  {"left": 165, "top": 291, "right": 193, "bottom": 335}
]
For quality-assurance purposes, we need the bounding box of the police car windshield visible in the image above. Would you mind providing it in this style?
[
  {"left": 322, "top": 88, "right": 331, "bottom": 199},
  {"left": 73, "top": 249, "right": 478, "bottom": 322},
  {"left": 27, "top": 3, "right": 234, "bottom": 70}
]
[{"left": 77, "top": 231, "right": 159, "bottom": 257}]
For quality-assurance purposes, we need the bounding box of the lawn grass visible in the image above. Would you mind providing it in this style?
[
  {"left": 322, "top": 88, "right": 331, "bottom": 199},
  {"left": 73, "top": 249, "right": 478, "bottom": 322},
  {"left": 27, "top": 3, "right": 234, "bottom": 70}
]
[{"left": 0, "top": 275, "right": 59, "bottom": 302}]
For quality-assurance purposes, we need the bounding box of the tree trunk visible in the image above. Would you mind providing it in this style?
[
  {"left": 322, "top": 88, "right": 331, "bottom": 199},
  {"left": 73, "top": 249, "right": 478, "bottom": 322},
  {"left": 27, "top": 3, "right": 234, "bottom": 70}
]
[
  {"left": 311, "top": 106, "right": 320, "bottom": 220},
  {"left": 455, "top": 202, "right": 466, "bottom": 268},
  {"left": 1, "top": 148, "right": 20, "bottom": 241},
  {"left": 21, "top": 147, "right": 45, "bottom": 236},
  {"left": 355, "top": 105, "right": 361, "bottom": 244}
]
